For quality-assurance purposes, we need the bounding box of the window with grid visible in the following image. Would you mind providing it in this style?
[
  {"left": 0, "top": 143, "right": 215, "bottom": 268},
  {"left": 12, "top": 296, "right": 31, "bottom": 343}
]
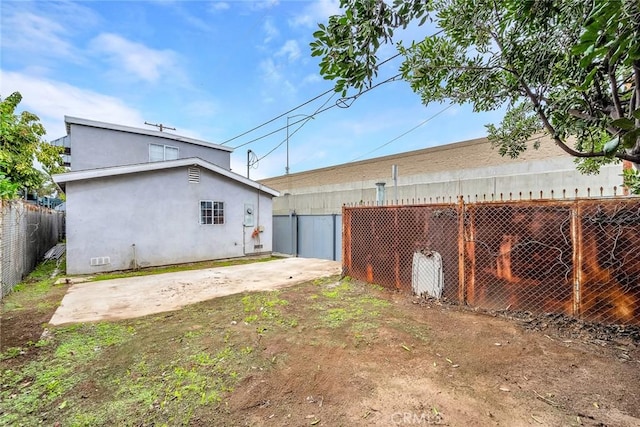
[
  {"left": 200, "top": 201, "right": 224, "bottom": 225},
  {"left": 149, "top": 143, "right": 179, "bottom": 162}
]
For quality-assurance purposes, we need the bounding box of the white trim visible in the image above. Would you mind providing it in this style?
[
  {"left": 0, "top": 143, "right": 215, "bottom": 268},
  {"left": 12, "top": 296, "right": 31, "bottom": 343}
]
[
  {"left": 64, "top": 116, "right": 233, "bottom": 153},
  {"left": 149, "top": 143, "right": 179, "bottom": 162},
  {"left": 53, "top": 157, "right": 280, "bottom": 197}
]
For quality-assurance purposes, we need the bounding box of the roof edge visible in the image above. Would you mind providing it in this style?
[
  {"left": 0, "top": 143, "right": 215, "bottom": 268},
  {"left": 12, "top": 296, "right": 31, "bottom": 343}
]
[
  {"left": 53, "top": 157, "right": 279, "bottom": 197},
  {"left": 64, "top": 116, "right": 233, "bottom": 153}
]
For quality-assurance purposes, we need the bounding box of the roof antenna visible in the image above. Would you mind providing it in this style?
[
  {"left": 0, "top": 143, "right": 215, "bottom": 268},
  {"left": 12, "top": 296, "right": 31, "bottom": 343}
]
[{"left": 144, "top": 121, "right": 176, "bottom": 132}]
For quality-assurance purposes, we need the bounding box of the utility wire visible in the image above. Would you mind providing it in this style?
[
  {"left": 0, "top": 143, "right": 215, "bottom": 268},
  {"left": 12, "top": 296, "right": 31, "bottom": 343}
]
[
  {"left": 255, "top": 91, "right": 339, "bottom": 163},
  {"left": 221, "top": 55, "right": 404, "bottom": 146},
  {"left": 349, "top": 102, "right": 454, "bottom": 162},
  {"left": 220, "top": 28, "right": 443, "bottom": 148},
  {"left": 219, "top": 88, "right": 334, "bottom": 145},
  {"left": 232, "top": 73, "right": 402, "bottom": 150}
]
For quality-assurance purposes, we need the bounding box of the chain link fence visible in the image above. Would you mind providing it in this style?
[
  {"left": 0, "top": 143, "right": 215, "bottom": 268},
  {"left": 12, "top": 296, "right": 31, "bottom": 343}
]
[
  {"left": 343, "top": 196, "right": 640, "bottom": 326},
  {"left": 0, "top": 200, "right": 65, "bottom": 298}
]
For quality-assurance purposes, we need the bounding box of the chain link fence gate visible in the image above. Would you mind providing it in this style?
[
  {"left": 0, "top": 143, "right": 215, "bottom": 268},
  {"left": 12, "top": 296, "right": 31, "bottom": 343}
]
[{"left": 342, "top": 196, "right": 640, "bottom": 326}]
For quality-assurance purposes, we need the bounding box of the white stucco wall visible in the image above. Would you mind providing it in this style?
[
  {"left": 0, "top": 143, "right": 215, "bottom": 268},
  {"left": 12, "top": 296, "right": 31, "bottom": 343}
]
[{"left": 65, "top": 166, "right": 273, "bottom": 274}]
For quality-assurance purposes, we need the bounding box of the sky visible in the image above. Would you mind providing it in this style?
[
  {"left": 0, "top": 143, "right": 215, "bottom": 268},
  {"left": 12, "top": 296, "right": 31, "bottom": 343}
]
[{"left": 1, "top": 0, "right": 506, "bottom": 180}]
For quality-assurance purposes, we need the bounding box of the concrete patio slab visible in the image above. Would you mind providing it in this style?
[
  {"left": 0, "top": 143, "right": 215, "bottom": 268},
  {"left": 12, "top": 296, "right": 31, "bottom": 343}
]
[{"left": 49, "top": 257, "right": 341, "bottom": 325}]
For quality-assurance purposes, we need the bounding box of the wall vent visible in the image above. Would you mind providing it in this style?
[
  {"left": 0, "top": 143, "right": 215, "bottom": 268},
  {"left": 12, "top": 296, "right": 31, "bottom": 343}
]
[
  {"left": 188, "top": 167, "right": 200, "bottom": 183},
  {"left": 90, "top": 256, "right": 111, "bottom": 266},
  {"left": 254, "top": 244, "right": 263, "bottom": 250}
]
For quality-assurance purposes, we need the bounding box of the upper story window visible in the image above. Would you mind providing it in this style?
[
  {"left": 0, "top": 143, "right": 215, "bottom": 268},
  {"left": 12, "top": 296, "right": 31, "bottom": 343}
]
[{"left": 149, "top": 143, "right": 179, "bottom": 162}]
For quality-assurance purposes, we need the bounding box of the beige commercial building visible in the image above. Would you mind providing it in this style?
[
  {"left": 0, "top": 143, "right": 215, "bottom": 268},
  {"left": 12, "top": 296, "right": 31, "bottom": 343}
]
[{"left": 260, "top": 135, "right": 624, "bottom": 215}]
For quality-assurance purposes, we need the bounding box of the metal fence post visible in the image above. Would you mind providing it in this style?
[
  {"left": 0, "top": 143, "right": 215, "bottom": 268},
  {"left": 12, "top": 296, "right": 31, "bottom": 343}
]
[
  {"left": 571, "top": 201, "right": 583, "bottom": 317},
  {"left": 457, "top": 196, "right": 466, "bottom": 304}
]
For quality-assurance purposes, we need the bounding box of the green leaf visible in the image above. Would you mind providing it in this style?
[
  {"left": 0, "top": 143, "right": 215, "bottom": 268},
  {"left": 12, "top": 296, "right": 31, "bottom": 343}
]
[
  {"left": 576, "top": 68, "right": 598, "bottom": 91},
  {"left": 621, "top": 129, "right": 640, "bottom": 149},
  {"left": 611, "top": 117, "right": 636, "bottom": 131}
]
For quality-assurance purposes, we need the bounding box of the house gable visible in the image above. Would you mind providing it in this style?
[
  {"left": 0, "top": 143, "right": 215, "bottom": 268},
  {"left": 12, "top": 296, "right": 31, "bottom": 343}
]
[{"left": 54, "top": 157, "right": 279, "bottom": 197}]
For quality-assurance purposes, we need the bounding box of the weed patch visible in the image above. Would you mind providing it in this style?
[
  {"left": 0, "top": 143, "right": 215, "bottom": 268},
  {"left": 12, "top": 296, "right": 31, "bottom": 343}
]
[
  {"left": 311, "top": 278, "right": 391, "bottom": 331},
  {"left": 0, "top": 322, "right": 136, "bottom": 426},
  {"left": 241, "top": 292, "right": 297, "bottom": 327}
]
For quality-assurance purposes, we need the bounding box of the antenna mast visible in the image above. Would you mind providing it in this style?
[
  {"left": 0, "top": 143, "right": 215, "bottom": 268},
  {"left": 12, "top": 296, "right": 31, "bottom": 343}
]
[{"left": 144, "top": 121, "right": 176, "bottom": 132}]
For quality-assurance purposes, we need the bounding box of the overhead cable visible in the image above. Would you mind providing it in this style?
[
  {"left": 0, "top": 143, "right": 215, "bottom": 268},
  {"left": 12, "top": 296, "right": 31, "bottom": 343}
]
[{"left": 349, "top": 103, "right": 454, "bottom": 162}]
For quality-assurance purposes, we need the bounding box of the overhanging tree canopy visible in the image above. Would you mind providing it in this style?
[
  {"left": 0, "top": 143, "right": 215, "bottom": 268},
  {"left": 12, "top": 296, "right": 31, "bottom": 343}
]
[
  {"left": 310, "top": 0, "right": 640, "bottom": 188},
  {"left": 0, "top": 91, "right": 64, "bottom": 199}
]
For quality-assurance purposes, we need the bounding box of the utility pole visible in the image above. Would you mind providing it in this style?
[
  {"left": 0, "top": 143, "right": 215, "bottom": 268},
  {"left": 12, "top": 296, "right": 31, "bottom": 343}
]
[
  {"left": 247, "top": 149, "right": 253, "bottom": 179},
  {"left": 286, "top": 114, "right": 315, "bottom": 175},
  {"left": 144, "top": 121, "right": 176, "bottom": 132}
]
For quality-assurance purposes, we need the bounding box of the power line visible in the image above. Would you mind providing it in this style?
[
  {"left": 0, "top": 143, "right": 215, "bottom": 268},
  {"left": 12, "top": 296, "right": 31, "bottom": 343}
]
[
  {"left": 349, "top": 103, "right": 454, "bottom": 162},
  {"left": 219, "top": 88, "right": 334, "bottom": 145},
  {"left": 219, "top": 28, "right": 444, "bottom": 148},
  {"left": 232, "top": 73, "right": 402, "bottom": 150},
  {"left": 255, "top": 92, "right": 338, "bottom": 164}
]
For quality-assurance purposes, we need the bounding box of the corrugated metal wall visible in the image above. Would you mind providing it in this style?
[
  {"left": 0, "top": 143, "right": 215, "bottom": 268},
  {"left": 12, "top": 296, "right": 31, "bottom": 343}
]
[
  {"left": 273, "top": 214, "right": 341, "bottom": 261},
  {"left": 0, "top": 200, "right": 65, "bottom": 298}
]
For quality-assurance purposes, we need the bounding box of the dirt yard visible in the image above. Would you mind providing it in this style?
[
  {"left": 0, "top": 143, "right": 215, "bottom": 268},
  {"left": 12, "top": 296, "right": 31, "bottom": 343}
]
[
  {"left": 222, "top": 288, "right": 640, "bottom": 427},
  {"left": 1, "top": 261, "right": 639, "bottom": 426}
]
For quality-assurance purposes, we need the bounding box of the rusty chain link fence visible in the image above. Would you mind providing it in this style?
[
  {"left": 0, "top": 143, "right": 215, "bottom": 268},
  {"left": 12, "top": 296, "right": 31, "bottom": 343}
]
[{"left": 342, "top": 196, "right": 640, "bottom": 326}]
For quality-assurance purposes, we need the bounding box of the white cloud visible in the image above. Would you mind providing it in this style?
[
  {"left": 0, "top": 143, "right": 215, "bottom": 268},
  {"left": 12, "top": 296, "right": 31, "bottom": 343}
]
[
  {"left": 258, "top": 57, "right": 296, "bottom": 99},
  {"left": 0, "top": 70, "right": 144, "bottom": 139},
  {"left": 263, "top": 18, "right": 279, "bottom": 43},
  {"left": 302, "top": 74, "right": 322, "bottom": 85},
  {"left": 0, "top": 1, "right": 99, "bottom": 63},
  {"left": 89, "top": 33, "right": 180, "bottom": 84},
  {"left": 259, "top": 58, "right": 282, "bottom": 84},
  {"left": 156, "top": 1, "right": 213, "bottom": 32},
  {"left": 209, "top": 2, "right": 230, "bottom": 12},
  {"left": 184, "top": 100, "right": 220, "bottom": 118},
  {"left": 290, "top": 0, "right": 341, "bottom": 28},
  {"left": 249, "top": 0, "right": 280, "bottom": 12},
  {"left": 275, "top": 40, "right": 301, "bottom": 62},
  {"left": 1, "top": 11, "right": 76, "bottom": 60}
]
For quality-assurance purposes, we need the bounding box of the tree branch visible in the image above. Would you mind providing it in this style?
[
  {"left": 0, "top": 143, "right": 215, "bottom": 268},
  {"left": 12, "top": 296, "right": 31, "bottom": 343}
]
[
  {"left": 568, "top": 109, "right": 620, "bottom": 135},
  {"left": 607, "top": 61, "right": 623, "bottom": 119}
]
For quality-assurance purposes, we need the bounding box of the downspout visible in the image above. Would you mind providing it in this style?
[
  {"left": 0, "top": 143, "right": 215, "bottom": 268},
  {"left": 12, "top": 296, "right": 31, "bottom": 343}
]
[
  {"left": 257, "top": 184, "right": 261, "bottom": 231},
  {"left": 257, "top": 184, "right": 261, "bottom": 246}
]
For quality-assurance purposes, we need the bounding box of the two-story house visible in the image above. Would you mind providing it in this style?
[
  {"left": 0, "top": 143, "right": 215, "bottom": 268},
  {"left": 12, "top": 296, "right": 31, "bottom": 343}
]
[{"left": 53, "top": 116, "right": 278, "bottom": 275}]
